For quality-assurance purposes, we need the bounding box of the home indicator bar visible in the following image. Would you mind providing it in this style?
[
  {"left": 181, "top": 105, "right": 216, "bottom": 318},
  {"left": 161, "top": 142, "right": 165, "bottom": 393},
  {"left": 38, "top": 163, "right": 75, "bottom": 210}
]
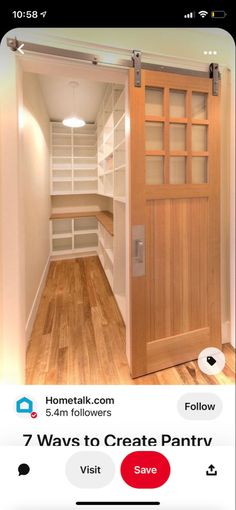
[{"left": 76, "top": 503, "right": 160, "bottom": 507}]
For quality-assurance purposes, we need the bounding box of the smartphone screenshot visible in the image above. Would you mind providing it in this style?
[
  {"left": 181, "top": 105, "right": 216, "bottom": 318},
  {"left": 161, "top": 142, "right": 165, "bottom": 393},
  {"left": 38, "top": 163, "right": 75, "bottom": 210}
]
[{"left": 0, "top": 6, "right": 235, "bottom": 509}]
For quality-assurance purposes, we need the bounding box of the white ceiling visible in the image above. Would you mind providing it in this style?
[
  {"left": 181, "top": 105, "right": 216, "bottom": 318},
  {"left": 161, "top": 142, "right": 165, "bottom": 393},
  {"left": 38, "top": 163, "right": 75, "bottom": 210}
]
[{"left": 39, "top": 74, "right": 106, "bottom": 123}]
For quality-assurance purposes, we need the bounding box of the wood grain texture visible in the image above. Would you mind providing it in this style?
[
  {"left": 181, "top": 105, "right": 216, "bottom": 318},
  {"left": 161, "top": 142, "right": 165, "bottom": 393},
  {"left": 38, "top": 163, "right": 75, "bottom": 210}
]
[
  {"left": 146, "top": 198, "right": 208, "bottom": 342},
  {"left": 147, "top": 328, "right": 210, "bottom": 373},
  {"left": 208, "top": 87, "right": 221, "bottom": 346},
  {"left": 129, "top": 69, "right": 147, "bottom": 377},
  {"left": 129, "top": 68, "right": 221, "bottom": 377},
  {"left": 145, "top": 70, "right": 211, "bottom": 92},
  {"left": 26, "top": 257, "right": 235, "bottom": 385}
]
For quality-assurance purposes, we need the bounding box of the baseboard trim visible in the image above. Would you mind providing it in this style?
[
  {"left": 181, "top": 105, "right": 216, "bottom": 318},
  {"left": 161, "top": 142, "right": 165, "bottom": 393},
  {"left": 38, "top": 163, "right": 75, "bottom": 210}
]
[
  {"left": 25, "top": 255, "right": 50, "bottom": 345},
  {"left": 50, "top": 250, "right": 97, "bottom": 261}
]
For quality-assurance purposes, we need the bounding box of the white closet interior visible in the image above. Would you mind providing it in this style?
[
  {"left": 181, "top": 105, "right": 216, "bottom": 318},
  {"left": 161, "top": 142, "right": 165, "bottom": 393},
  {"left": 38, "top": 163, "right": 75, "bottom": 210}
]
[{"left": 48, "top": 78, "right": 127, "bottom": 323}]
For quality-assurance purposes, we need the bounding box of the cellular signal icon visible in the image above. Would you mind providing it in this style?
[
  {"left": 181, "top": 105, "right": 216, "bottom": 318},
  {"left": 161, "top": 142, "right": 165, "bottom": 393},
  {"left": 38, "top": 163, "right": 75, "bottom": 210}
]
[{"left": 184, "top": 12, "right": 195, "bottom": 18}]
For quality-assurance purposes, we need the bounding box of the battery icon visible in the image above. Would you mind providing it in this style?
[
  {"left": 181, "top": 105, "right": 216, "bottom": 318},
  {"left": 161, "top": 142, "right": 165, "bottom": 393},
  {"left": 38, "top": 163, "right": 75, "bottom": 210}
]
[{"left": 211, "top": 10, "right": 227, "bottom": 18}]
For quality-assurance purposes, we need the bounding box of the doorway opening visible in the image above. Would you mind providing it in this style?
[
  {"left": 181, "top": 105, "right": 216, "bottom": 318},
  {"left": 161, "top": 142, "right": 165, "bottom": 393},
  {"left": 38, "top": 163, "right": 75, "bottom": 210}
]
[{"left": 23, "top": 63, "right": 129, "bottom": 384}]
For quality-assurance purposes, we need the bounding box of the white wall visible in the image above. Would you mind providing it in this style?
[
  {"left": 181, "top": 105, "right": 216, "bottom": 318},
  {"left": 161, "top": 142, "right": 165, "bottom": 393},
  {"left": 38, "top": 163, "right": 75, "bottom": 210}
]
[
  {"left": 22, "top": 73, "right": 50, "bottom": 338},
  {"left": 0, "top": 50, "right": 25, "bottom": 383}
]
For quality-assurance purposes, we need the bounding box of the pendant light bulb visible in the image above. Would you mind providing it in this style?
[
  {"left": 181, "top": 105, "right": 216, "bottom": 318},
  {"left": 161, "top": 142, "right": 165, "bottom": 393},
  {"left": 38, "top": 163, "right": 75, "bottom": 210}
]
[
  {"left": 62, "top": 117, "right": 85, "bottom": 128},
  {"left": 62, "top": 81, "right": 85, "bottom": 128}
]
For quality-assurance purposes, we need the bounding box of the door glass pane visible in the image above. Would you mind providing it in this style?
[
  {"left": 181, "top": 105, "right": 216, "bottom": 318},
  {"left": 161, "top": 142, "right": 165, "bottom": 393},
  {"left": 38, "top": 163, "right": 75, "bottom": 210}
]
[
  {"left": 192, "top": 125, "right": 208, "bottom": 151},
  {"left": 145, "top": 122, "right": 163, "bottom": 150},
  {"left": 192, "top": 92, "right": 207, "bottom": 119},
  {"left": 170, "top": 124, "right": 186, "bottom": 150},
  {"left": 170, "top": 157, "right": 186, "bottom": 184},
  {"left": 170, "top": 90, "right": 186, "bottom": 118},
  {"left": 145, "top": 88, "right": 163, "bottom": 116},
  {"left": 146, "top": 156, "right": 164, "bottom": 184},
  {"left": 192, "top": 157, "right": 208, "bottom": 183}
]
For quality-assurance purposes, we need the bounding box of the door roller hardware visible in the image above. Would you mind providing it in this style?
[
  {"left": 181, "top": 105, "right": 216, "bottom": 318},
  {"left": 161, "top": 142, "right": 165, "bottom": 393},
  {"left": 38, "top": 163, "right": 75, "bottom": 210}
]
[
  {"left": 209, "top": 63, "right": 220, "bottom": 96},
  {"left": 132, "top": 50, "right": 142, "bottom": 87}
]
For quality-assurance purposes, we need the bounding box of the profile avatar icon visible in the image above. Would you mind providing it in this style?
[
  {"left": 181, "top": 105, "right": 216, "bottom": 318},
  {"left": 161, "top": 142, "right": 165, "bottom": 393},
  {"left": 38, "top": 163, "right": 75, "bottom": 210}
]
[{"left": 16, "top": 397, "right": 33, "bottom": 414}]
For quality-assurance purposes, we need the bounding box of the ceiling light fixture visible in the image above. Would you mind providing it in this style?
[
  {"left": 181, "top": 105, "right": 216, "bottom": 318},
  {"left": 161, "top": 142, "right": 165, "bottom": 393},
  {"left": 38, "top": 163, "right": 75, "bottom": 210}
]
[{"left": 62, "top": 81, "right": 85, "bottom": 128}]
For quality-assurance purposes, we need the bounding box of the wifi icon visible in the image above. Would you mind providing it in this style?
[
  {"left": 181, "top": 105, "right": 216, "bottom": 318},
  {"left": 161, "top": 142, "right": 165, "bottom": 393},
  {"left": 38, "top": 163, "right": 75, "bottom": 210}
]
[{"left": 198, "top": 10, "right": 208, "bottom": 17}]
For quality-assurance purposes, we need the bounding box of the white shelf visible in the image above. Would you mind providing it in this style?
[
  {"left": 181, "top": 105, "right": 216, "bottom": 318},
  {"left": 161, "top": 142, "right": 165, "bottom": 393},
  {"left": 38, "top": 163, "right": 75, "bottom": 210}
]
[
  {"left": 52, "top": 133, "right": 71, "bottom": 136},
  {"left": 73, "top": 156, "right": 96, "bottom": 159},
  {"left": 52, "top": 233, "right": 72, "bottom": 239},
  {"left": 52, "top": 168, "right": 72, "bottom": 171},
  {"left": 52, "top": 144, "right": 72, "bottom": 147},
  {"left": 74, "top": 229, "right": 97, "bottom": 235},
  {"left": 74, "top": 177, "right": 97, "bottom": 182},
  {"left": 104, "top": 169, "right": 113, "bottom": 175},
  {"left": 52, "top": 164, "right": 72, "bottom": 170},
  {"left": 114, "top": 196, "right": 126, "bottom": 203},
  {"left": 74, "top": 145, "right": 96, "bottom": 148},
  {"left": 113, "top": 200, "right": 126, "bottom": 322},
  {"left": 53, "top": 178, "right": 72, "bottom": 182},
  {"left": 72, "top": 190, "right": 98, "bottom": 195},
  {"left": 73, "top": 164, "right": 97, "bottom": 170},
  {"left": 74, "top": 246, "right": 97, "bottom": 254},
  {"left": 74, "top": 134, "right": 96, "bottom": 137},
  {"left": 51, "top": 216, "right": 99, "bottom": 255},
  {"left": 96, "top": 84, "right": 125, "bottom": 201},
  {"left": 52, "top": 156, "right": 72, "bottom": 159},
  {"left": 114, "top": 139, "right": 125, "bottom": 151},
  {"left": 103, "top": 148, "right": 113, "bottom": 160},
  {"left": 114, "top": 112, "right": 125, "bottom": 130},
  {"left": 114, "top": 164, "right": 126, "bottom": 171},
  {"left": 50, "top": 122, "right": 97, "bottom": 195}
]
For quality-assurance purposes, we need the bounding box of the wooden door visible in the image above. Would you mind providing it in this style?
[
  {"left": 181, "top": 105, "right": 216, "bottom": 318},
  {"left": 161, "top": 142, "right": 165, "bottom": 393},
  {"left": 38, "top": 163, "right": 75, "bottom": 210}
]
[{"left": 129, "top": 69, "right": 221, "bottom": 377}]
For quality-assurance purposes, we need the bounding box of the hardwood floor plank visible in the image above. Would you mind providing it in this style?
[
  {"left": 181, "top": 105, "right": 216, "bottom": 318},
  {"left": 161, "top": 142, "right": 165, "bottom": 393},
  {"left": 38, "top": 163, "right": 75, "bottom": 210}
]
[{"left": 26, "top": 257, "right": 235, "bottom": 385}]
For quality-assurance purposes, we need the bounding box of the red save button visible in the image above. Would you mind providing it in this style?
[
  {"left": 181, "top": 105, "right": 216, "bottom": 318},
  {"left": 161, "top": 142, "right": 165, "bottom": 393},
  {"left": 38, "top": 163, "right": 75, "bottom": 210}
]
[{"left": 120, "top": 451, "right": 170, "bottom": 488}]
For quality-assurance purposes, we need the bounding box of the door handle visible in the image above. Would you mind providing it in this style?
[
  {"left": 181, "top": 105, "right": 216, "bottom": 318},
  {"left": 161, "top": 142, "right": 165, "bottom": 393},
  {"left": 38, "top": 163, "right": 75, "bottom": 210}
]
[
  {"left": 135, "top": 240, "right": 144, "bottom": 262},
  {"left": 132, "top": 225, "right": 145, "bottom": 277}
]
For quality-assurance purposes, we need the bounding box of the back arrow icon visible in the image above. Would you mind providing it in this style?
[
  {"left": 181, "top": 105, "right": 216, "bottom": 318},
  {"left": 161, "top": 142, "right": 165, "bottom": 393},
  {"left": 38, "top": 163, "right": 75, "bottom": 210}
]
[{"left": 17, "top": 43, "right": 24, "bottom": 55}]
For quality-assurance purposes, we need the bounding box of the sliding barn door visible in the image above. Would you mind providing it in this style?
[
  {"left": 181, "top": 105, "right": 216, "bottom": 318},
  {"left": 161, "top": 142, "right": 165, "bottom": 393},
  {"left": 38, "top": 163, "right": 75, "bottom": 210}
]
[{"left": 129, "top": 68, "right": 221, "bottom": 377}]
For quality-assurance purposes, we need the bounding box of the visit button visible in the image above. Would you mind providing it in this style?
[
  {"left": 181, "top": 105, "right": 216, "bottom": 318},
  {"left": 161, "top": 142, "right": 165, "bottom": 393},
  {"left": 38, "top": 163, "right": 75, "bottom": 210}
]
[{"left": 120, "top": 451, "right": 170, "bottom": 488}]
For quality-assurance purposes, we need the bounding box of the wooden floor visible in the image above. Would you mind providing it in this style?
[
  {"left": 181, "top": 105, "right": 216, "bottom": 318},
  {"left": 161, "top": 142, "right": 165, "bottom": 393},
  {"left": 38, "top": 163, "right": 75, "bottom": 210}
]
[{"left": 26, "top": 257, "right": 235, "bottom": 385}]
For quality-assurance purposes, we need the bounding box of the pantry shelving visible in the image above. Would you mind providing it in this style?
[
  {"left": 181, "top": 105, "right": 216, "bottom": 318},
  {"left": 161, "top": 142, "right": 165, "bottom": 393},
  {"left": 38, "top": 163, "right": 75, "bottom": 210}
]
[
  {"left": 51, "top": 122, "right": 97, "bottom": 195},
  {"left": 50, "top": 210, "right": 113, "bottom": 258},
  {"left": 96, "top": 84, "right": 126, "bottom": 201},
  {"left": 50, "top": 83, "right": 127, "bottom": 323}
]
